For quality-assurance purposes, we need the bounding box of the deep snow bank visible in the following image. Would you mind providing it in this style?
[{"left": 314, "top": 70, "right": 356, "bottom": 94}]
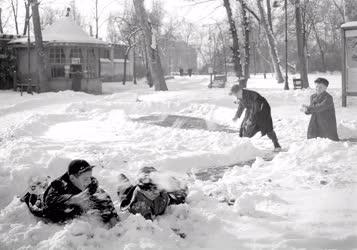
[{"left": 0, "top": 74, "right": 356, "bottom": 249}]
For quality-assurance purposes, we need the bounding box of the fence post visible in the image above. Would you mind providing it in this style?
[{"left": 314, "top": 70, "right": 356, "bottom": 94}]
[{"left": 13, "top": 70, "right": 17, "bottom": 91}]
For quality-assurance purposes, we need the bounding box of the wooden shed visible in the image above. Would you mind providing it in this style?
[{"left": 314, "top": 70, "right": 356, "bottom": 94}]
[{"left": 9, "top": 17, "right": 108, "bottom": 94}]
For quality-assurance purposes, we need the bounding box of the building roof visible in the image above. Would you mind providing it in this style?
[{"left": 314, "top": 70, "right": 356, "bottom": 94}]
[
  {"left": 341, "top": 21, "right": 357, "bottom": 29},
  {"left": 9, "top": 17, "right": 108, "bottom": 46}
]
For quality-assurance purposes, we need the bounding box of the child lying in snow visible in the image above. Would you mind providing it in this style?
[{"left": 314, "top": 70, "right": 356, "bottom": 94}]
[
  {"left": 117, "top": 166, "right": 188, "bottom": 220},
  {"left": 21, "top": 159, "right": 119, "bottom": 227}
]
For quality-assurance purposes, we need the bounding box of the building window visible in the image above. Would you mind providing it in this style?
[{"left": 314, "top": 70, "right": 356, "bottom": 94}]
[
  {"left": 70, "top": 48, "right": 83, "bottom": 63},
  {"left": 51, "top": 65, "right": 65, "bottom": 78},
  {"left": 100, "top": 48, "right": 110, "bottom": 59},
  {"left": 49, "top": 47, "right": 65, "bottom": 64},
  {"left": 49, "top": 47, "right": 66, "bottom": 78}
]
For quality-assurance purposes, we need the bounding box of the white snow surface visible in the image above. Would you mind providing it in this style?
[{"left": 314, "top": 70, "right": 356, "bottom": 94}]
[{"left": 0, "top": 73, "right": 356, "bottom": 250}]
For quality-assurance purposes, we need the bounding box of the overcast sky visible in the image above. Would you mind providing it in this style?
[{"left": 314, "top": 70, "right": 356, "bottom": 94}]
[{"left": 1, "top": 0, "right": 226, "bottom": 39}]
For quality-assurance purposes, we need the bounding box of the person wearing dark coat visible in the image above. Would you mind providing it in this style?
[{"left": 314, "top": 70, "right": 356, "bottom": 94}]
[
  {"left": 117, "top": 167, "right": 187, "bottom": 220},
  {"left": 230, "top": 84, "right": 281, "bottom": 151},
  {"left": 302, "top": 78, "right": 339, "bottom": 141},
  {"left": 42, "top": 159, "right": 119, "bottom": 226}
]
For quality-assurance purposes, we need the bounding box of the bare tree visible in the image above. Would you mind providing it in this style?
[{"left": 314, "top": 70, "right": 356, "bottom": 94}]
[
  {"left": 133, "top": 0, "right": 167, "bottom": 91},
  {"left": 30, "top": 0, "right": 47, "bottom": 92},
  {"left": 10, "top": 0, "right": 19, "bottom": 34},
  {"left": 95, "top": 0, "right": 98, "bottom": 38},
  {"left": 238, "top": 0, "right": 250, "bottom": 79},
  {"left": 22, "top": 0, "right": 29, "bottom": 35},
  {"left": 345, "top": 0, "right": 357, "bottom": 21},
  {"left": 0, "top": 8, "right": 3, "bottom": 33},
  {"left": 294, "top": 0, "right": 309, "bottom": 88},
  {"left": 223, "top": 0, "right": 243, "bottom": 79},
  {"left": 113, "top": 15, "right": 141, "bottom": 85},
  {"left": 257, "top": 0, "right": 284, "bottom": 83}
]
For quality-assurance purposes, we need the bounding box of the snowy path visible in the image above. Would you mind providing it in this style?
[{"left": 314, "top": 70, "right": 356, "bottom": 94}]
[{"left": 0, "top": 74, "right": 357, "bottom": 249}]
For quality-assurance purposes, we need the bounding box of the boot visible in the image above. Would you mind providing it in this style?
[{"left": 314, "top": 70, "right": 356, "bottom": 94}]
[{"left": 267, "top": 130, "right": 281, "bottom": 150}]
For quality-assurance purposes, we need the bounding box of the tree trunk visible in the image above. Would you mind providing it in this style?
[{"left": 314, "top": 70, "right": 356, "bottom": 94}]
[
  {"left": 257, "top": 0, "right": 284, "bottom": 83},
  {"left": 123, "top": 55, "right": 128, "bottom": 85},
  {"left": 312, "top": 22, "right": 326, "bottom": 72},
  {"left": 11, "top": 0, "right": 19, "bottom": 35},
  {"left": 295, "top": 0, "right": 309, "bottom": 88},
  {"left": 133, "top": 0, "right": 167, "bottom": 91},
  {"left": 223, "top": 0, "right": 243, "bottom": 79},
  {"left": 23, "top": 1, "right": 29, "bottom": 35},
  {"left": 122, "top": 46, "right": 132, "bottom": 85},
  {"left": 239, "top": 0, "right": 250, "bottom": 79},
  {"left": 0, "top": 8, "right": 3, "bottom": 33},
  {"left": 266, "top": 0, "right": 273, "bottom": 33},
  {"left": 95, "top": 0, "right": 99, "bottom": 38},
  {"left": 133, "top": 41, "right": 137, "bottom": 84},
  {"left": 142, "top": 38, "right": 153, "bottom": 87},
  {"left": 30, "top": 0, "right": 47, "bottom": 92}
]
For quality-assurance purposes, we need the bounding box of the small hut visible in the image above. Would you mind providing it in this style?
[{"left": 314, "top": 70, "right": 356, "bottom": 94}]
[{"left": 9, "top": 16, "right": 108, "bottom": 94}]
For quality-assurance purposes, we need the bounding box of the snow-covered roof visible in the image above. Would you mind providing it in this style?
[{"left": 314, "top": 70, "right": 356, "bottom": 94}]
[
  {"left": 341, "top": 22, "right": 357, "bottom": 29},
  {"left": 9, "top": 17, "right": 108, "bottom": 46}
]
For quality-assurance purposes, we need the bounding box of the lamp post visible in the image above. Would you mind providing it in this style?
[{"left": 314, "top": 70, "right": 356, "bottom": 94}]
[{"left": 284, "top": 0, "right": 289, "bottom": 90}]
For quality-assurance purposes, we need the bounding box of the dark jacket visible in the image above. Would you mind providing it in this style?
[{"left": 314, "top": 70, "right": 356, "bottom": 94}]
[
  {"left": 43, "top": 173, "right": 118, "bottom": 223},
  {"left": 305, "top": 91, "right": 339, "bottom": 141},
  {"left": 119, "top": 181, "right": 187, "bottom": 220},
  {"left": 234, "top": 89, "right": 274, "bottom": 137}
]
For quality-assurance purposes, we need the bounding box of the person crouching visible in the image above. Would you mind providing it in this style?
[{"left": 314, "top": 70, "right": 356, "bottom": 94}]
[{"left": 230, "top": 84, "right": 282, "bottom": 151}]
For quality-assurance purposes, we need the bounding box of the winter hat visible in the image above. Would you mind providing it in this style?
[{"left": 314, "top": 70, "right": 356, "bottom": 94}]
[
  {"left": 314, "top": 77, "right": 329, "bottom": 87},
  {"left": 68, "top": 159, "right": 95, "bottom": 176},
  {"left": 229, "top": 84, "right": 244, "bottom": 95}
]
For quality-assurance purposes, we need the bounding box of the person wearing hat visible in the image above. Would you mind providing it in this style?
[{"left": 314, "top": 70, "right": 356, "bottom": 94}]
[
  {"left": 230, "top": 84, "right": 282, "bottom": 151},
  {"left": 42, "top": 159, "right": 119, "bottom": 226},
  {"left": 301, "top": 78, "right": 339, "bottom": 141}
]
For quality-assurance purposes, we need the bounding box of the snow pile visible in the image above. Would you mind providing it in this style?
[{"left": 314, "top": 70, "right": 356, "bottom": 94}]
[{"left": 0, "top": 74, "right": 357, "bottom": 249}]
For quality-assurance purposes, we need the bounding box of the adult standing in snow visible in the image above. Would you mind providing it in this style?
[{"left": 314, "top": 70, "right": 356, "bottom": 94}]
[
  {"left": 230, "top": 84, "right": 282, "bottom": 151},
  {"left": 42, "top": 159, "right": 119, "bottom": 226},
  {"left": 301, "top": 78, "right": 339, "bottom": 141}
]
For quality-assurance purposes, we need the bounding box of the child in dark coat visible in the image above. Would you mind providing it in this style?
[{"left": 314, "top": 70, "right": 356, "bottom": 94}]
[
  {"left": 301, "top": 78, "right": 339, "bottom": 141},
  {"left": 117, "top": 167, "right": 187, "bottom": 220},
  {"left": 22, "top": 159, "right": 119, "bottom": 227}
]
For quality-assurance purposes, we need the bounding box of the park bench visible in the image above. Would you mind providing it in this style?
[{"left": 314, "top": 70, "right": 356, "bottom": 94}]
[
  {"left": 293, "top": 78, "right": 303, "bottom": 89},
  {"left": 16, "top": 82, "right": 39, "bottom": 93},
  {"left": 209, "top": 74, "right": 227, "bottom": 88},
  {"left": 13, "top": 72, "right": 39, "bottom": 93}
]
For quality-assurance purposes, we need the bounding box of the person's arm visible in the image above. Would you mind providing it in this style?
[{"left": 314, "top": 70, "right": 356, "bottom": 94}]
[
  {"left": 233, "top": 101, "right": 245, "bottom": 121},
  {"left": 306, "top": 94, "right": 334, "bottom": 113},
  {"left": 44, "top": 181, "right": 73, "bottom": 207},
  {"left": 302, "top": 95, "right": 314, "bottom": 115}
]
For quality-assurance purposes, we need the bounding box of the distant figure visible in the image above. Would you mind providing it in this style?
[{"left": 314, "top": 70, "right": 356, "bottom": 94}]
[
  {"left": 230, "top": 84, "right": 282, "bottom": 151},
  {"left": 179, "top": 68, "right": 184, "bottom": 76},
  {"left": 301, "top": 78, "right": 339, "bottom": 141},
  {"left": 22, "top": 159, "right": 119, "bottom": 227},
  {"left": 188, "top": 68, "right": 193, "bottom": 77},
  {"left": 117, "top": 167, "right": 187, "bottom": 220},
  {"left": 66, "top": 7, "right": 71, "bottom": 17}
]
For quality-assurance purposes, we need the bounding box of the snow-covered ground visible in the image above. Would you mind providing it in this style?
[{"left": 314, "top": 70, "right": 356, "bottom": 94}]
[{"left": 0, "top": 73, "right": 356, "bottom": 250}]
